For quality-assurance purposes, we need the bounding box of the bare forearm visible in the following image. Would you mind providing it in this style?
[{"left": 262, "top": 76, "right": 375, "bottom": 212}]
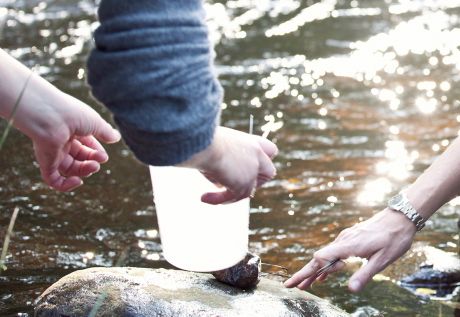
[
  {"left": 0, "top": 48, "right": 32, "bottom": 118},
  {"left": 406, "top": 136, "right": 460, "bottom": 219},
  {"left": 0, "top": 48, "right": 65, "bottom": 139}
]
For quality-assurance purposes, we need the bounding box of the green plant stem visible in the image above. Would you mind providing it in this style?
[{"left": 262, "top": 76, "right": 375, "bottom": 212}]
[
  {"left": 87, "top": 246, "right": 130, "bottom": 316},
  {"left": 0, "top": 206, "right": 19, "bottom": 272},
  {"left": 88, "top": 292, "right": 108, "bottom": 317},
  {"left": 0, "top": 70, "right": 33, "bottom": 151}
]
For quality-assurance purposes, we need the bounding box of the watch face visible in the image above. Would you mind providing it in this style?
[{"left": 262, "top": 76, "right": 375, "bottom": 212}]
[{"left": 388, "top": 194, "right": 403, "bottom": 207}]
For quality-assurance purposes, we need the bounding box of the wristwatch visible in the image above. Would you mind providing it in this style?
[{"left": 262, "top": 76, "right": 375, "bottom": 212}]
[{"left": 387, "top": 192, "right": 425, "bottom": 231}]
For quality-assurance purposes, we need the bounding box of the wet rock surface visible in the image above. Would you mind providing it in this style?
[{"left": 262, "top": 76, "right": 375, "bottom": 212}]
[
  {"left": 212, "top": 252, "right": 261, "bottom": 289},
  {"left": 383, "top": 244, "right": 460, "bottom": 298},
  {"left": 34, "top": 267, "right": 350, "bottom": 317}
]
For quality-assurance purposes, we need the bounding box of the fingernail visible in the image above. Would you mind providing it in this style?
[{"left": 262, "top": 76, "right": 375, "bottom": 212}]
[
  {"left": 113, "top": 129, "right": 121, "bottom": 141},
  {"left": 349, "top": 280, "right": 361, "bottom": 292}
]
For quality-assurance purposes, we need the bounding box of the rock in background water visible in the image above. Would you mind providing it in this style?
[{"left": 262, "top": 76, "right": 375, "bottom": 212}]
[{"left": 397, "top": 245, "right": 460, "bottom": 298}]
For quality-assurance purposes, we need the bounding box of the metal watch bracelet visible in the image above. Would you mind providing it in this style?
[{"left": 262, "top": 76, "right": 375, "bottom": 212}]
[{"left": 387, "top": 192, "right": 426, "bottom": 231}]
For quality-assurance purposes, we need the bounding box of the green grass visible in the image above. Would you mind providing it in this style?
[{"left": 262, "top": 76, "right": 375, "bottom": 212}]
[
  {"left": 0, "top": 70, "right": 32, "bottom": 150},
  {"left": 0, "top": 71, "right": 33, "bottom": 273},
  {"left": 0, "top": 207, "right": 19, "bottom": 272}
]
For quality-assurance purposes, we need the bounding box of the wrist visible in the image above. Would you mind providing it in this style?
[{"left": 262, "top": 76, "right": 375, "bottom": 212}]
[
  {"left": 0, "top": 49, "right": 67, "bottom": 141},
  {"left": 13, "top": 85, "right": 68, "bottom": 142},
  {"left": 404, "top": 186, "right": 439, "bottom": 220},
  {"left": 179, "top": 129, "right": 222, "bottom": 171},
  {"left": 379, "top": 208, "right": 418, "bottom": 236}
]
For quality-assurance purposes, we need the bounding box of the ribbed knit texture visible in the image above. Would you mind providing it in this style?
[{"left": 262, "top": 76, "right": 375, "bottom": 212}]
[{"left": 87, "top": 0, "right": 222, "bottom": 166}]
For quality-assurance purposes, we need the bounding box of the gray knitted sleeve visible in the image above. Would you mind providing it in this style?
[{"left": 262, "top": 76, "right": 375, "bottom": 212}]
[{"left": 87, "top": 0, "right": 221, "bottom": 166}]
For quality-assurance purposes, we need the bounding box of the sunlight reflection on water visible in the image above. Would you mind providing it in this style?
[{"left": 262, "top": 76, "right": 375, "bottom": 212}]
[
  {"left": 1, "top": 0, "right": 460, "bottom": 315},
  {"left": 210, "top": 0, "right": 460, "bottom": 211}
]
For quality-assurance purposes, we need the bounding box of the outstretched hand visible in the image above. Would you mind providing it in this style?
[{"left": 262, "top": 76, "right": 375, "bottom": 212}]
[
  {"left": 284, "top": 208, "right": 417, "bottom": 292},
  {"left": 1, "top": 49, "right": 121, "bottom": 192},
  {"left": 31, "top": 94, "right": 120, "bottom": 191},
  {"left": 16, "top": 89, "right": 120, "bottom": 192},
  {"left": 182, "top": 126, "right": 278, "bottom": 204}
]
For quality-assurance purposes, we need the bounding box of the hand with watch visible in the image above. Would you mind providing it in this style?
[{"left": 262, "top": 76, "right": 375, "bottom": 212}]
[
  {"left": 285, "top": 137, "right": 460, "bottom": 292},
  {"left": 284, "top": 200, "right": 419, "bottom": 292}
]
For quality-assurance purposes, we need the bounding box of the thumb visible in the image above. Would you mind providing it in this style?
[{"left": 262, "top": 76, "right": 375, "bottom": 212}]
[
  {"left": 255, "top": 136, "right": 278, "bottom": 158},
  {"left": 95, "top": 119, "right": 121, "bottom": 144},
  {"left": 257, "top": 150, "right": 276, "bottom": 180},
  {"left": 348, "top": 253, "right": 385, "bottom": 292},
  {"left": 76, "top": 108, "right": 121, "bottom": 144},
  {"left": 201, "top": 189, "right": 236, "bottom": 205}
]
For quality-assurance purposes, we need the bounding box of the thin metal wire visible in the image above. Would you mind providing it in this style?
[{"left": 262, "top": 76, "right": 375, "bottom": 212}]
[
  {"left": 313, "top": 259, "right": 341, "bottom": 279},
  {"left": 261, "top": 263, "right": 289, "bottom": 272},
  {"left": 260, "top": 271, "right": 291, "bottom": 278},
  {"left": 261, "top": 263, "right": 291, "bottom": 278}
]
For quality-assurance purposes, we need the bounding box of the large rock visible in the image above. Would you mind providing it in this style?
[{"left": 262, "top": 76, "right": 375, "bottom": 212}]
[{"left": 34, "top": 267, "right": 349, "bottom": 317}]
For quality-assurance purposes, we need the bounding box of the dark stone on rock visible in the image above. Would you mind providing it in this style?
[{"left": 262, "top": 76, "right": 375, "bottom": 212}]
[
  {"left": 34, "top": 267, "right": 350, "bottom": 317},
  {"left": 212, "top": 252, "right": 261, "bottom": 289}
]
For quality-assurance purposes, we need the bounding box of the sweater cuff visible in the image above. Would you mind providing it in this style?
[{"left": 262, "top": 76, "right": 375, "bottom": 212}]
[{"left": 114, "top": 114, "right": 219, "bottom": 166}]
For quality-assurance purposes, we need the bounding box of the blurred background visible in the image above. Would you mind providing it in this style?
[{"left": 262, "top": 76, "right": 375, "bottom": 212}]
[{"left": 1, "top": 0, "right": 460, "bottom": 316}]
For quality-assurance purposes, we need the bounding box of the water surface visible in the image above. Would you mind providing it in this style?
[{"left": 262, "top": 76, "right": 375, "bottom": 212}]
[{"left": 1, "top": 0, "right": 460, "bottom": 315}]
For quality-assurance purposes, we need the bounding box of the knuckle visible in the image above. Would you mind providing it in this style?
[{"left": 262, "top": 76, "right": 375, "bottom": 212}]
[
  {"left": 313, "top": 250, "right": 325, "bottom": 261},
  {"left": 268, "top": 165, "right": 277, "bottom": 177},
  {"left": 378, "top": 256, "right": 394, "bottom": 269},
  {"left": 255, "top": 145, "right": 265, "bottom": 156},
  {"left": 337, "top": 228, "right": 351, "bottom": 239}
]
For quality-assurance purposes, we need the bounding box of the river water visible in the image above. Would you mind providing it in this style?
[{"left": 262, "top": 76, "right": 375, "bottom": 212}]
[{"left": 1, "top": 0, "right": 460, "bottom": 316}]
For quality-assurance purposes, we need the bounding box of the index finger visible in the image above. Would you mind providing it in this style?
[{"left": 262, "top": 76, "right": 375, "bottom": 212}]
[
  {"left": 284, "top": 240, "right": 353, "bottom": 289},
  {"left": 70, "top": 138, "right": 108, "bottom": 163},
  {"left": 284, "top": 259, "right": 322, "bottom": 288},
  {"left": 255, "top": 136, "right": 278, "bottom": 158},
  {"left": 78, "top": 135, "right": 106, "bottom": 153},
  {"left": 201, "top": 189, "right": 237, "bottom": 205}
]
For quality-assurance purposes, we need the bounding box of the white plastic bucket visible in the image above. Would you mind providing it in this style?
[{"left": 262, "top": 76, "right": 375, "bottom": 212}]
[{"left": 149, "top": 166, "right": 249, "bottom": 272}]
